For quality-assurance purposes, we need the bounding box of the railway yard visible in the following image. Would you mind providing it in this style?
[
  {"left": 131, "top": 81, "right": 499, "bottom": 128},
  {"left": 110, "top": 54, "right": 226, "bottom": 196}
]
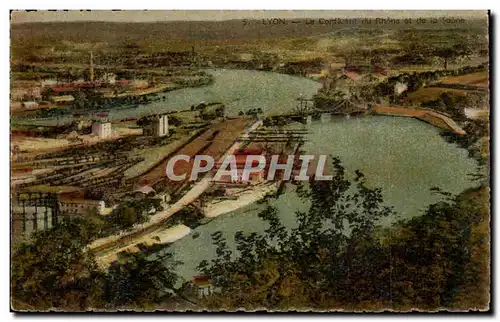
[{"left": 10, "top": 105, "right": 302, "bottom": 252}]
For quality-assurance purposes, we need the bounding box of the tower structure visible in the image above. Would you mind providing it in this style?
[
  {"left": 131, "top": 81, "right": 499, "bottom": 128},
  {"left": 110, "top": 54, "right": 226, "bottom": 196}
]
[{"left": 90, "top": 51, "right": 95, "bottom": 82}]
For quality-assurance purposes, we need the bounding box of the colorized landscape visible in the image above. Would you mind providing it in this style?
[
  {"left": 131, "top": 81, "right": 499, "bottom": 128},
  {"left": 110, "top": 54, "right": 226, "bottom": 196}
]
[{"left": 10, "top": 10, "right": 490, "bottom": 312}]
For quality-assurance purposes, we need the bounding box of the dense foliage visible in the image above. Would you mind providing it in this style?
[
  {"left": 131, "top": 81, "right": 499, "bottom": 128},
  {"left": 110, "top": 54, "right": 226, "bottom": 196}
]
[
  {"left": 11, "top": 160, "right": 489, "bottom": 311},
  {"left": 196, "top": 159, "right": 490, "bottom": 311},
  {"left": 11, "top": 217, "right": 179, "bottom": 311}
]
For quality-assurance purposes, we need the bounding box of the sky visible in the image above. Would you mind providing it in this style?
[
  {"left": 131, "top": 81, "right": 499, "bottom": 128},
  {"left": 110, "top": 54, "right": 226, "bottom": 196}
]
[{"left": 10, "top": 10, "right": 488, "bottom": 24}]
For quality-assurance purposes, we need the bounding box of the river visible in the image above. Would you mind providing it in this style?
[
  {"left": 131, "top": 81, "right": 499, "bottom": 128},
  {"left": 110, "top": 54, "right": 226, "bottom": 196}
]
[
  {"left": 19, "top": 69, "right": 481, "bottom": 281},
  {"left": 157, "top": 113, "right": 479, "bottom": 282},
  {"left": 14, "top": 69, "right": 322, "bottom": 126}
]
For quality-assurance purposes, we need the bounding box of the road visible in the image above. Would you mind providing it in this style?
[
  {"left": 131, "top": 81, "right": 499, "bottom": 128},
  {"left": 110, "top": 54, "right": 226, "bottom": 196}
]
[{"left": 371, "top": 105, "right": 466, "bottom": 135}]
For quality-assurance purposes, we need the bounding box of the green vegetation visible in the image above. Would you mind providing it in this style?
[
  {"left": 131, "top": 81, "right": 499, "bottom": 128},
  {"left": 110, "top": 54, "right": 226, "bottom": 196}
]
[
  {"left": 371, "top": 64, "right": 487, "bottom": 104},
  {"left": 11, "top": 159, "right": 490, "bottom": 311},
  {"left": 10, "top": 16, "right": 490, "bottom": 312},
  {"left": 238, "top": 108, "right": 264, "bottom": 117},
  {"left": 103, "top": 198, "right": 164, "bottom": 232},
  {"left": 11, "top": 216, "right": 180, "bottom": 311},
  {"left": 197, "top": 159, "right": 490, "bottom": 311}
]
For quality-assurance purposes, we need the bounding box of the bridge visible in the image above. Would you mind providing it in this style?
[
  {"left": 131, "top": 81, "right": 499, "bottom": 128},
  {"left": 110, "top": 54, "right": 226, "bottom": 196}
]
[
  {"left": 86, "top": 101, "right": 466, "bottom": 267},
  {"left": 268, "top": 98, "right": 466, "bottom": 135}
]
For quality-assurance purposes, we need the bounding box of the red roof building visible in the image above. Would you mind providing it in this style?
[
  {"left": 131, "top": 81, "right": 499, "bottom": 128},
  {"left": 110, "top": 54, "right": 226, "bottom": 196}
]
[{"left": 214, "top": 148, "right": 267, "bottom": 184}]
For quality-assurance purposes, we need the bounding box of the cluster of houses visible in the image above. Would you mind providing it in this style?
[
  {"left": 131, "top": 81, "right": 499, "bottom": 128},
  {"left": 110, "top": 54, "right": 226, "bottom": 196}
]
[
  {"left": 11, "top": 113, "right": 172, "bottom": 241},
  {"left": 13, "top": 73, "right": 152, "bottom": 110},
  {"left": 10, "top": 179, "right": 174, "bottom": 243}
]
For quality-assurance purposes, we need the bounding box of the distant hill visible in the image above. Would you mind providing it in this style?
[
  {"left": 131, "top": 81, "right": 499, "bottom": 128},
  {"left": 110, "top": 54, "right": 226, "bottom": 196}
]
[{"left": 11, "top": 19, "right": 488, "bottom": 45}]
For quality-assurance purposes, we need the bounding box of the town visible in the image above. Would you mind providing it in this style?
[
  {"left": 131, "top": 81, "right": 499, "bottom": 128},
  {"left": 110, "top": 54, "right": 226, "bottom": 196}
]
[{"left": 10, "top": 10, "right": 490, "bottom": 312}]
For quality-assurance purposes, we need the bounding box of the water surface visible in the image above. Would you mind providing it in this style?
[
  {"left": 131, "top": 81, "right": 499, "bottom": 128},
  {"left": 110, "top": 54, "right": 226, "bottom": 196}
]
[{"left": 164, "top": 115, "right": 480, "bottom": 282}]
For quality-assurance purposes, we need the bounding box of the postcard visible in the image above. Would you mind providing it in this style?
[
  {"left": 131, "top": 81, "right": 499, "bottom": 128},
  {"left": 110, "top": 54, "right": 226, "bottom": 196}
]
[{"left": 10, "top": 10, "right": 490, "bottom": 312}]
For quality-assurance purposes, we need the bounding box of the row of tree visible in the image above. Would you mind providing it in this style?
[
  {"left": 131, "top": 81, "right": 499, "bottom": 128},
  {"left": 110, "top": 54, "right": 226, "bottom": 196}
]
[
  {"left": 11, "top": 159, "right": 489, "bottom": 311},
  {"left": 238, "top": 108, "right": 264, "bottom": 117},
  {"left": 197, "top": 160, "right": 490, "bottom": 311}
]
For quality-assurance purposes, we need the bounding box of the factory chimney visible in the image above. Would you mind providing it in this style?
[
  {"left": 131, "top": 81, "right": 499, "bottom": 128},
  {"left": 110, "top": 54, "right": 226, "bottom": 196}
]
[{"left": 90, "top": 51, "right": 94, "bottom": 82}]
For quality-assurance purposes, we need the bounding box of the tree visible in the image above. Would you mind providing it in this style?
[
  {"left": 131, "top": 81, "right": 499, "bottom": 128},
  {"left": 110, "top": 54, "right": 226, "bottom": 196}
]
[
  {"left": 11, "top": 217, "right": 105, "bottom": 311},
  {"left": 11, "top": 214, "right": 183, "bottom": 311},
  {"left": 197, "top": 158, "right": 395, "bottom": 310},
  {"left": 168, "top": 115, "right": 182, "bottom": 127},
  {"left": 313, "top": 90, "right": 347, "bottom": 111},
  {"left": 434, "top": 44, "right": 472, "bottom": 70},
  {"left": 71, "top": 91, "right": 87, "bottom": 110},
  {"left": 106, "top": 204, "right": 149, "bottom": 231},
  {"left": 41, "top": 87, "right": 54, "bottom": 101},
  {"left": 104, "top": 252, "right": 180, "bottom": 309},
  {"left": 195, "top": 159, "right": 489, "bottom": 311}
]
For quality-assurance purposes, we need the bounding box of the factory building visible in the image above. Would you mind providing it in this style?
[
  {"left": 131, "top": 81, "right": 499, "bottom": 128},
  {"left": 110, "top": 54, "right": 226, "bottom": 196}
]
[
  {"left": 58, "top": 197, "right": 106, "bottom": 216},
  {"left": 91, "top": 121, "right": 112, "bottom": 139},
  {"left": 11, "top": 185, "right": 109, "bottom": 243},
  {"left": 11, "top": 205, "right": 55, "bottom": 242},
  {"left": 51, "top": 95, "right": 75, "bottom": 105},
  {"left": 144, "top": 114, "right": 169, "bottom": 137}
]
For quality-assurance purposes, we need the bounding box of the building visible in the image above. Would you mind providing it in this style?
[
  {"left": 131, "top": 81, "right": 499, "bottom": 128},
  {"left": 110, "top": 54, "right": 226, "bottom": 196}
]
[
  {"left": 131, "top": 185, "right": 156, "bottom": 199},
  {"left": 101, "top": 73, "right": 116, "bottom": 85},
  {"left": 213, "top": 148, "right": 267, "bottom": 185},
  {"left": 131, "top": 79, "right": 149, "bottom": 89},
  {"left": 51, "top": 95, "right": 75, "bottom": 105},
  {"left": 40, "top": 79, "right": 58, "bottom": 88},
  {"left": 394, "top": 82, "right": 408, "bottom": 96},
  {"left": 91, "top": 121, "right": 112, "bottom": 139},
  {"left": 21, "top": 101, "right": 39, "bottom": 109},
  {"left": 58, "top": 197, "right": 106, "bottom": 216},
  {"left": 191, "top": 276, "right": 213, "bottom": 298},
  {"left": 144, "top": 115, "right": 169, "bottom": 137},
  {"left": 11, "top": 186, "right": 101, "bottom": 237},
  {"left": 11, "top": 205, "right": 55, "bottom": 242},
  {"left": 11, "top": 87, "right": 42, "bottom": 102},
  {"left": 10, "top": 185, "right": 83, "bottom": 242},
  {"left": 129, "top": 185, "right": 171, "bottom": 205}
]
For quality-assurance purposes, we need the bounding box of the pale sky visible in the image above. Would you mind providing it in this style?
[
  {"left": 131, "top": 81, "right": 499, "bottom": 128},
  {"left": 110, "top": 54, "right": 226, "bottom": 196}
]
[{"left": 11, "top": 10, "right": 488, "bottom": 24}]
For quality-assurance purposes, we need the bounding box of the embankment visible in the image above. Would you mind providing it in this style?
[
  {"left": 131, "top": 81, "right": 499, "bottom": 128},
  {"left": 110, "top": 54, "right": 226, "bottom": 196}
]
[{"left": 371, "top": 105, "right": 466, "bottom": 135}]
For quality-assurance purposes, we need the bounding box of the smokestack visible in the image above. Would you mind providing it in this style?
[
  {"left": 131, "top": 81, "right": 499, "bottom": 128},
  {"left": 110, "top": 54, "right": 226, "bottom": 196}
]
[{"left": 90, "top": 51, "right": 94, "bottom": 82}]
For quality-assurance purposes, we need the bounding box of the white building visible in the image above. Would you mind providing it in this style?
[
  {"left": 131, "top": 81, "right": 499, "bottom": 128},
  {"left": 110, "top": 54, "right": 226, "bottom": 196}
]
[
  {"left": 102, "top": 73, "right": 116, "bottom": 85},
  {"left": 22, "top": 101, "right": 39, "bottom": 109},
  {"left": 91, "top": 121, "right": 112, "bottom": 139},
  {"left": 394, "top": 82, "right": 408, "bottom": 96},
  {"left": 144, "top": 115, "right": 169, "bottom": 137},
  {"left": 58, "top": 198, "right": 106, "bottom": 216}
]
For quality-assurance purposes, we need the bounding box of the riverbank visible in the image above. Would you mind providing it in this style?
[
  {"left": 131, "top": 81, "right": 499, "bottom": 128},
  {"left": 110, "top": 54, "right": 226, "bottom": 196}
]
[
  {"left": 203, "top": 182, "right": 278, "bottom": 218},
  {"left": 370, "top": 105, "right": 467, "bottom": 135},
  {"left": 103, "top": 83, "right": 180, "bottom": 98},
  {"left": 94, "top": 224, "right": 191, "bottom": 268}
]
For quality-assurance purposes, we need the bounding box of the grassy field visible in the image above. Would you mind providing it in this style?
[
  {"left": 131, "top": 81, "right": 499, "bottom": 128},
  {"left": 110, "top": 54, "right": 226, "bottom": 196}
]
[
  {"left": 406, "top": 87, "right": 468, "bottom": 104},
  {"left": 440, "top": 71, "right": 489, "bottom": 88}
]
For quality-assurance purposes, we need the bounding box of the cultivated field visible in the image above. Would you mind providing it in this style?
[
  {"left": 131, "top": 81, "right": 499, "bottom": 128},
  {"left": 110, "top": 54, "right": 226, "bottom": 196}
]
[
  {"left": 439, "top": 71, "right": 489, "bottom": 88},
  {"left": 406, "top": 87, "right": 468, "bottom": 104}
]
